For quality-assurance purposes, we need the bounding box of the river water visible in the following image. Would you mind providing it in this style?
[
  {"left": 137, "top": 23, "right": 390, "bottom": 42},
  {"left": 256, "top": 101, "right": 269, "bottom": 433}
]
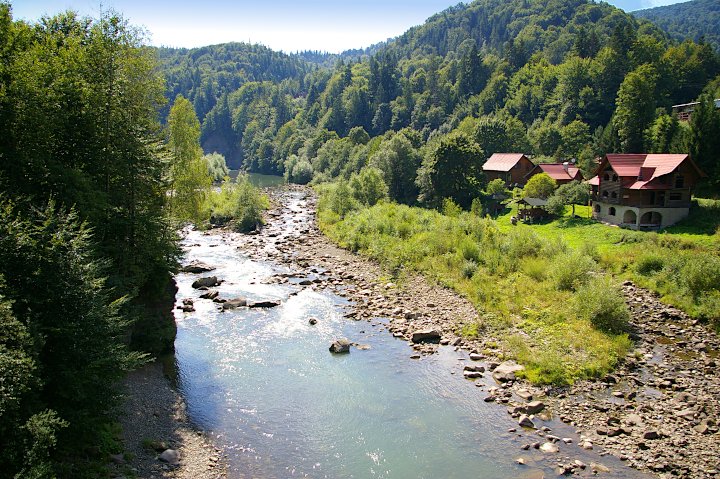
[{"left": 172, "top": 193, "right": 651, "bottom": 479}]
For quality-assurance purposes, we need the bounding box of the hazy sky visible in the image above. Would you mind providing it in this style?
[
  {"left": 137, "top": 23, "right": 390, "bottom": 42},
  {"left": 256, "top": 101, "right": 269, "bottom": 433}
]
[{"left": 12, "top": 0, "right": 689, "bottom": 53}]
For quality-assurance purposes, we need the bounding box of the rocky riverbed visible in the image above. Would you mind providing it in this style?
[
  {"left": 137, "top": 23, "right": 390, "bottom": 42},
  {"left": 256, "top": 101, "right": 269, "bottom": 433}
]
[{"left": 230, "top": 185, "right": 718, "bottom": 479}]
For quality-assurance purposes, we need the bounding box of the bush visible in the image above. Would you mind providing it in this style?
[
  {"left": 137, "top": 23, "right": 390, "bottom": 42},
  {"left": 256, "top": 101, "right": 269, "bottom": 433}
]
[
  {"left": 679, "top": 254, "right": 720, "bottom": 299},
  {"left": 206, "top": 176, "right": 269, "bottom": 232},
  {"left": 350, "top": 167, "right": 388, "bottom": 206},
  {"left": 635, "top": 253, "right": 665, "bottom": 275},
  {"left": 550, "top": 251, "right": 596, "bottom": 291},
  {"left": 574, "top": 276, "right": 630, "bottom": 334}
]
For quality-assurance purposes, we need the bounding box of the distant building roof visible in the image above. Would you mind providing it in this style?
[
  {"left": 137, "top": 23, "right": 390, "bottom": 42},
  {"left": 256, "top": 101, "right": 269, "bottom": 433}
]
[
  {"left": 483, "top": 153, "right": 528, "bottom": 172},
  {"left": 587, "top": 175, "right": 600, "bottom": 186},
  {"left": 518, "top": 197, "right": 547, "bottom": 207},
  {"left": 529, "top": 163, "right": 582, "bottom": 182},
  {"left": 597, "top": 153, "right": 706, "bottom": 190},
  {"left": 671, "top": 99, "right": 720, "bottom": 109}
]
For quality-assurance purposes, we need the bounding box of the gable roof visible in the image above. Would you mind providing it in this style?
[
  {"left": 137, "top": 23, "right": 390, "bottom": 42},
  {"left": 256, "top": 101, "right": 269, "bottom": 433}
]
[
  {"left": 529, "top": 163, "right": 582, "bottom": 182},
  {"left": 597, "top": 154, "right": 706, "bottom": 190},
  {"left": 483, "top": 153, "right": 527, "bottom": 172}
]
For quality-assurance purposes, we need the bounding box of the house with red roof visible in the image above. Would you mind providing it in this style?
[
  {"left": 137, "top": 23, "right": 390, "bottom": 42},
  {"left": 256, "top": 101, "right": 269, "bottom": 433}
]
[
  {"left": 525, "top": 162, "right": 583, "bottom": 185},
  {"left": 482, "top": 153, "right": 534, "bottom": 186},
  {"left": 588, "top": 154, "right": 706, "bottom": 229}
]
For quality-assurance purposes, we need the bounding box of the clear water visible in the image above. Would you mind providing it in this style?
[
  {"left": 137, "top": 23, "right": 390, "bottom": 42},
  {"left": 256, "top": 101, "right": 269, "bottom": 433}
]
[{"left": 173, "top": 226, "right": 650, "bottom": 479}]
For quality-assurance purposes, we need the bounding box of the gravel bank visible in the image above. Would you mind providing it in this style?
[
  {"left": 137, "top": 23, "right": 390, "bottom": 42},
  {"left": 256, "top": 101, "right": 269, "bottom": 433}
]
[{"left": 114, "top": 361, "right": 227, "bottom": 479}]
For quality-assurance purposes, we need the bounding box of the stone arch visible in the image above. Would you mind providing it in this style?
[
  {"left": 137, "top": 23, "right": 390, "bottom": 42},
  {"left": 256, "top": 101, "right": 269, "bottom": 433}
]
[
  {"left": 623, "top": 210, "right": 637, "bottom": 224},
  {"left": 640, "top": 211, "right": 662, "bottom": 225}
]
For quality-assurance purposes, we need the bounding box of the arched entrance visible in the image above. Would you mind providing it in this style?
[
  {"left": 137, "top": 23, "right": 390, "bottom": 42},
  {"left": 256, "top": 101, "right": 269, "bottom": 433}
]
[
  {"left": 640, "top": 211, "right": 662, "bottom": 226},
  {"left": 623, "top": 210, "right": 637, "bottom": 225}
]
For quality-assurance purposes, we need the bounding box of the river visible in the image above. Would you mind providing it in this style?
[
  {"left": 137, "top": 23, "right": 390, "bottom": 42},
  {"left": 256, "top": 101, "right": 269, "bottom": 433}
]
[{"left": 171, "top": 189, "right": 652, "bottom": 479}]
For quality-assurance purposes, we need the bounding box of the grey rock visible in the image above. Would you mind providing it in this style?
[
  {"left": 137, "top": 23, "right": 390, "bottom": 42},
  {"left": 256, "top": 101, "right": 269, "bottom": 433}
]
[
  {"left": 492, "top": 361, "right": 525, "bottom": 382},
  {"left": 329, "top": 338, "right": 351, "bottom": 354},
  {"left": 248, "top": 299, "right": 281, "bottom": 308},
  {"left": 191, "top": 276, "right": 220, "bottom": 288},
  {"left": 222, "top": 297, "right": 247, "bottom": 309},
  {"left": 518, "top": 414, "right": 536, "bottom": 429},
  {"left": 539, "top": 442, "right": 559, "bottom": 453},
  {"left": 181, "top": 261, "right": 215, "bottom": 274},
  {"left": 525, "top": 400, "right": 545, "bottom": 415},
  {"left": 410, "top": 329, "right": 441, "bottom": 343},
  {"left": 159, "top": 449, "right": 180, "bottom": 465}
]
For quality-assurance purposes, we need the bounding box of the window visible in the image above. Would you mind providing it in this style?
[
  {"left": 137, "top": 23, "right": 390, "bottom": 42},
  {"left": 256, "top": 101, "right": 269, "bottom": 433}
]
[
  {"left": 612, "top": 174, "right": 618, "bottom": 181},
  {"left": 675, "top": 175, "right": 684, "bottom": 188},
  {"left": 603, "top": 173, "right": 610, "bottom": 181},
  {"left": 669, "top": 193, "right": 682, "bottom": 201},
  {"left": 611, "top": 192, "right": 617, "bottom": 199},
  {"left": 609, "top": 207, "right": 616, "bottom": 216},
  {"left": 602, "top": 190, "right": 609, "bottom": 198}
]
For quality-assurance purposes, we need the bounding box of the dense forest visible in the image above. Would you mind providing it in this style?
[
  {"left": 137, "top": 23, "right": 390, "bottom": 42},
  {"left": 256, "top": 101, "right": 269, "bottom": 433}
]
[
  {"left": 0, "top": 5, "right": 182, "bottom": 477},
  {"left": 158, "top": 0, "right": 720, "bottom": 199},
  {"left": 633, "top": 0, "right": 720, "bottom": 53}
]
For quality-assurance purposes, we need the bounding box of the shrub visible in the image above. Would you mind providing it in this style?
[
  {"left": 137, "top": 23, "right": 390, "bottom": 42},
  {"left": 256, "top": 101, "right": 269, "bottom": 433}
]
[
  {"left": 350, "top": 167, "right": 388, "bottom": 206},
  {"left": 680, "top": 254, "right": 720, "bottom": 299},
  {"left": 461, "top": 259, "right": 478, "bottom": 279},
  {"left": 635, "top": 253, "right": 665, "bottom": 275},
  {"left": 550, "top": 251, "right": 596, "bottom": 291},
  {"left": 206, "top": 176, "right": 269, "bottom": 232},
  {"left": 574, "top": 276, "right": 630, "bottom": 334}
]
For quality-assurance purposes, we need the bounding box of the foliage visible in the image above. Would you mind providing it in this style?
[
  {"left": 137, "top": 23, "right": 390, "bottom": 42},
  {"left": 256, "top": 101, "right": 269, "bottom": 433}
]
[
  {"left": 205, "top": 176, "right": 269, "bottom": 232},
  {"left": 417, "top": 133, "right": 485, "bottom": 209},
  {"left": 204, "top": 152, "right": 229, "bottom": 183},
  {"left": 632, "top": 0, "right": 720, "bottom": 53},
  {"left": 549, "top": 180, "right": 590, "bottom": 215},
  {"left": 284, "top": 155, "right": 314, "bottom": 184},
  {"left": 485, "top": 178, "right": 508, "bottom": 196},
  {"left": 523, "top": 173, "right": 557, "bottom": 199},
  {"left": 350, "top": 167, "right": 388, "bottom": 206},
  {"left": 574, "top": 275, "right": 630, "bottom": 334},
  {"left": 550, "top": 251, "right": 597, "bottom": 291},
  {"left": 167, "top": 95, "right": 213, "bottom": 223}
]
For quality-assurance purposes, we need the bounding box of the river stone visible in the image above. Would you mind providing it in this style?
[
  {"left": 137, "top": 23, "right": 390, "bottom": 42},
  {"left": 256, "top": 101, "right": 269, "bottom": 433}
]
[
  {"left": 411, "top": 329, "right": 441, "bottom": 343},
  {"left": 248, "top": 299, "right": 281, "bottom": 308},
  {"left": 469, "top": 352, "right": 483, "bottom": 361},
  {"left": 516, "top": 389, "right": 533, "bottom": 401},
  {"left": 222, "top": 298, "right": 247, "bottom": 309},
  {"left": 591, "top": 462, "right": 611, "bottom": 473},
  {"left": 525, "top": 401, "right": 545, "bottom": 414},
  {"left": 539, "top": 442, "right": 559, "bottom": 453},
  {"left": 159, "top": 449, "right": 180, "bottom": 465},
  {"left": 492, "top": 361, "right": 525, "bottom": 382},
  {"left": 199, "top": 290, "right": 219, "bottom": 300},
  {"left": 308, "top": 317, "right": 318, "bottom": 325},
  {"left": 329, "top": 338, "right": 351, "bottom": 354},
  {"left": 181, "top": 261, "right": 215, "bottom": 274},
  {"left": 518, "top": 414, "right": 536, "bottom": 429},
  {"left": 191, "top": 276, "right": 220, "bottom": 289}
]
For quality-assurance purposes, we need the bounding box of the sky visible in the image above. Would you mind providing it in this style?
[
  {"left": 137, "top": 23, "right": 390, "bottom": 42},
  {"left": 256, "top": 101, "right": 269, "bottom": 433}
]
[{"left": 12, "top": 0, "right": 690, "bottom": 53}]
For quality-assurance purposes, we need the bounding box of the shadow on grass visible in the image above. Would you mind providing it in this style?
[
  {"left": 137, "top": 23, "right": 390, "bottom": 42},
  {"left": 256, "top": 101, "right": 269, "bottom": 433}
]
[{"left": 553, "top": 216, "right": 597, "bottom": 228}]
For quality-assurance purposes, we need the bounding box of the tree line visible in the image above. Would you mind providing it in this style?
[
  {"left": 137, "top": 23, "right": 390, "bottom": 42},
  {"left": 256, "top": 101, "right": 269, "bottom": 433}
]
[{"left": 168, "top": 0, "right": 720, "bottom": 202}]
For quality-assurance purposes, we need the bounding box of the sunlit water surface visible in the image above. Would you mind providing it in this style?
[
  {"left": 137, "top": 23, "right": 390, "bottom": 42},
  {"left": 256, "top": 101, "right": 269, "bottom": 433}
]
[{"left": 173, "top": 224, "right": 650, "bottom": 479}]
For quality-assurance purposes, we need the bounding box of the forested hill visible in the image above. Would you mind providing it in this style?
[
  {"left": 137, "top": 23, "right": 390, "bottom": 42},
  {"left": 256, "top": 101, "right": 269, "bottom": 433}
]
[
  {"left": 158, "top": 0, "right": 720, "bottom": 193},
  {"left": 158, "top": 42, "right": 314, "bottom": 121},
  {"left": 632, "top": 0, "right": 720, "bottom": 52}
]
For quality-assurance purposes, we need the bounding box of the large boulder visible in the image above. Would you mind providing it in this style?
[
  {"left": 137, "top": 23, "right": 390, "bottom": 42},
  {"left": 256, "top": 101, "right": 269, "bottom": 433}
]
[
  {"left": 411, "top": 329, "right": 441, "bottom": 343},
  {"left": 329, "top": 338, "right": 351, "bottom": 354},
  {"left": 181, "top": 261, "right": 215, "bottom": 274},
  {"left": 191, "top": 276, "right": 220, "bottom": 289},
  {"left": 492, "top": 361, "right": 525, "bottom": 382},
  {"left": 159, "top": 448, "right": 180, "bottom": 465}
]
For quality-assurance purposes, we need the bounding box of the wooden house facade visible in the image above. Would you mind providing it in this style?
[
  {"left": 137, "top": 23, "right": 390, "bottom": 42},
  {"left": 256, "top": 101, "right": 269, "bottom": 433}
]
[
  {"left": 482, "top": 153, "right": 534, "bottom": 187},
  {"left": 588, "top": 154, "right": 705, "bottom": 230}
]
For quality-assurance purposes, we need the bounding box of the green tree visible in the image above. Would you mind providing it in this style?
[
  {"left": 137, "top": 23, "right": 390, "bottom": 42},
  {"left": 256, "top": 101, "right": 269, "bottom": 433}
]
[
  {"left": 204, "top": 152, "right": 229, "bottom": 183},
  {"left": 614, "top": 64, "right": 658, "bottom": 152},
  {"left": 350, "top": 167, "right": 389, "bottom": 206},
  {"left": 370, "top": 133, "right": 421, "bottom": 204},
  {"left": 688, "top": 94, "right": 720, "bottom": 191},
  {"left": 167, "top": 95, "right": 212, "bottom": 223},
  {"left": 417, "top": 133, "right": 485, "bottom": 209},
  {"left": 523, "top": 173, "right": 557, "bottom": 199},
  {"left": 550, "top": 180, "right": 590, "bottom": 216}
]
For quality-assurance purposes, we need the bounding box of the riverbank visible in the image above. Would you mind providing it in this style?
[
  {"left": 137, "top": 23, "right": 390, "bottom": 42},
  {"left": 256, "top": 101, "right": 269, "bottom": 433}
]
[
  {"left": 239, "top": 185, "right": 718, "bottom": 479},
  {"left": 114, "top": 361, "right": 227, "bottom": 479}
]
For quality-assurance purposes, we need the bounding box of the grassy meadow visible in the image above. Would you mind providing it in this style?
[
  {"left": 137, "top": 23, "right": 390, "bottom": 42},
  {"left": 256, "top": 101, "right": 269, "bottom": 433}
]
[{"left": 317, "top": 187, "right": 720, "bottom": 385}]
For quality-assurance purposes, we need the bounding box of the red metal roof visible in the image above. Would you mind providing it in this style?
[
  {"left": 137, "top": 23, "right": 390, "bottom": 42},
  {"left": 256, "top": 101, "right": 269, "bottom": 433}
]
[
  {"left": 533, "top": 163, "right": 582, "bottom": 182},
  {"left": 599, "top": 153, "right": 704, "bottom": 190},
  {"left": 587, "top": 176, "right": 599, "bottom": 186},
  {"left": 483, "top": 153, "right": 527, "bottom": 172}
]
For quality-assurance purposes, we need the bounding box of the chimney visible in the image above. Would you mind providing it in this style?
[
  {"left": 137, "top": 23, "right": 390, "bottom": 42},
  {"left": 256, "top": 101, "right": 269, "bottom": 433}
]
[{"left": 562, "top": 161, "right": 569, "bottom": 173}]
